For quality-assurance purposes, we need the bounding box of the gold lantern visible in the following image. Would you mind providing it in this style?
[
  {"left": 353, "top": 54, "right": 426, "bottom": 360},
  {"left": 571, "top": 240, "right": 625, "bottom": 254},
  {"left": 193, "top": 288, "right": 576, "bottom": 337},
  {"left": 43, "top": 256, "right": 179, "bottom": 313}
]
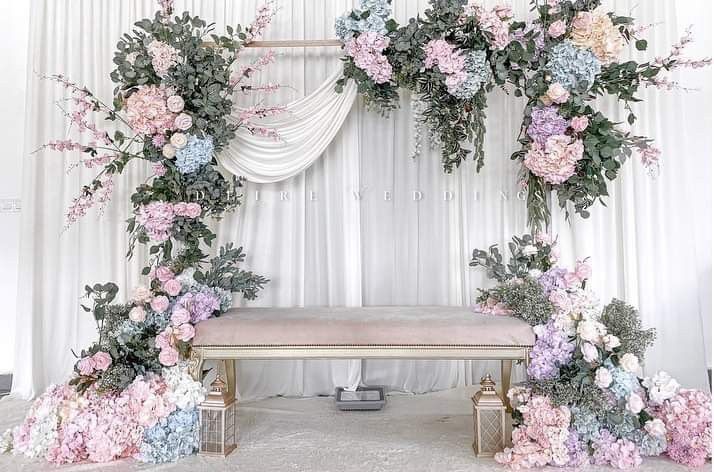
[
  {"left": 472, "top": 373, "right": 507, "bottom": 458},
  {"left": 199, "top": 374, "right": 237, "bottom": 456}
]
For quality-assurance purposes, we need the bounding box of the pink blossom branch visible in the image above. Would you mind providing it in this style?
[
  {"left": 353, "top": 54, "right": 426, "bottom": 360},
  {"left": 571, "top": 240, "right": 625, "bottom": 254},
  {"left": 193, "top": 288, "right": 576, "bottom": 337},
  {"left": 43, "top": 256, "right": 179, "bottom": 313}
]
[
  {"left": 231, "top": 50, "right": 277, "bottom": 86},
  {"left": 244, "top": 1, "right": 278, "bottom": 43}
]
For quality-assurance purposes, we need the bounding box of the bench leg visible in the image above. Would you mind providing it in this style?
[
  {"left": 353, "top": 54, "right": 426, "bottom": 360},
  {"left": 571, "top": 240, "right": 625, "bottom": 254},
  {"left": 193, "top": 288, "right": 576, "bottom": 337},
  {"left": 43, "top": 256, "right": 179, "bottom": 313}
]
[
  {"left": 223, "top": 359, "right": 237, "bottom": 400},
  {"left": 501, "top": 359, "right": 512, "bottom": 412},
  {"left": 188, "top": 348, "right": 204, "bottom": 382}
]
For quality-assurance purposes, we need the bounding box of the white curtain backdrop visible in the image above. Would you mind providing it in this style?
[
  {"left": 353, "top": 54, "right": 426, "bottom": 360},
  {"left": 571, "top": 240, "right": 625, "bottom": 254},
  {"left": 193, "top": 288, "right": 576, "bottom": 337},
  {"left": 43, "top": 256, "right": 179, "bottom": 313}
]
[{"left": 12, "top": 0, "right": 711, "bottom": 400}]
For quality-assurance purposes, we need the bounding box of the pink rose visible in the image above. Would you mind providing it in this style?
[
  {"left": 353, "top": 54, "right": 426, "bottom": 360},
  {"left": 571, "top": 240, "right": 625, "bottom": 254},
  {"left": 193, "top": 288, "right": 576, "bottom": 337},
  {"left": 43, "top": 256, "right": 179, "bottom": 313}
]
[
  {"left": 564, "top": 272, "right": 581, "bottom": 288},
  {"left": 171, "top": 307, "right": 191, "bottom": 326},
  {"left": 175, "top": 323, "right": 196, "bottom": 342},
  {"left": 185, "top": 202, "right": 202, "bottom": 218},
  {"left": 158, "top": 347, "right": 179, "bottom": 366},
  {"left": 92, "top": 351, "right": 112, "bottom": 371},
  {"left": 132, "top": 285, "right": 152, "bottom": 303},
  {"left": 155, "top": 266, "right": 175, "bottom": 283},
  {"left": 547, "top": 20, "right": 567, "bottom": 38},
  {"left": 174, "top": 113, "right": 193, "bottom": 131},
  {"left": 163, "top": 279, "right": 182, "bottom": 297},
  {"left": 166, "top": 95, "right": 185, "bottom": 113},
  {"left": 156, "top": 327, "right": 174, "bottom": 350},
  {"left": 575, "top": 260, "right": 592, "bottom": 281},
  {"left": 549, "top": 289, "right": 572, "bottom": 311},
  {"left": 77, "top": 356, "right": 96, "bottom": 376},
  {"left": 172, "top": 202, "right": 187, "bottom": 216},
  {"left": 546, "top": 83, "right": 570, "bottom": 104},
  {"left": 570, "top": 116, "right": 589, "bottom": 133},
  {"left": 150, "top": 295, "right": 170, "bottom": 313}
]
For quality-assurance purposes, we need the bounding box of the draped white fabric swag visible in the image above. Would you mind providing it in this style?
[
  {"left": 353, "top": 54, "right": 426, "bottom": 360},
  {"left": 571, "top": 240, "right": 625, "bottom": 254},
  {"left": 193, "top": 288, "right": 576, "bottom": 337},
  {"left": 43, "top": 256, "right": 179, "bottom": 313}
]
[
  {"left": 12, "top": 0, "right": 711, "bottom": 400},
  {"left": 221, "top": 70, "right": 357, "bottom": 183}
]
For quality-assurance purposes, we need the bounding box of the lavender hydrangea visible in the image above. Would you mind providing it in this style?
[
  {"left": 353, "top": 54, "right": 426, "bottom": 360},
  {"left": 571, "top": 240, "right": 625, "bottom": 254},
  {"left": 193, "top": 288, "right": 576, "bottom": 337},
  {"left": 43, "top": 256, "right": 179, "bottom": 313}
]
[
  {"left": 527, "top": 106, "right": 569, "bottom": 146},
  {"left": 565, "top": 430, "right": 590, "bottom": 467},
  {"left": 537, "top": 266, "right": 568, "bottom": 295},
  {"left": 175, "top": 286, "right": 221, "bottom": 323},
  {"left": 453, "top": 50, "right": 491, "bottom": 99},
  {"left": 547, "top": 41, "right": 601, "bottom": 92},
  {"left": 527, "top": 320, "right": 575, "bottom": 380},
  {"left": 175, "top": 135, "right": 214, "bottom": 174},
  {"left": 138, "top": 408, "right": 199, "bottom": 463}
]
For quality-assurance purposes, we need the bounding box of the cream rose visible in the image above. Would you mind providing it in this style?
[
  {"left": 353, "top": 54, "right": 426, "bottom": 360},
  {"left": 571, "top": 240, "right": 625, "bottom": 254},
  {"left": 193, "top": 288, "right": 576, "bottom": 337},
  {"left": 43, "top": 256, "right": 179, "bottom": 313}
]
[
  {"left": 132, "top": 285, "right": 152, "bottom": 303},
  {"left": 129, "top": 305, "right": 147, "bottom": 322},
  {"left": 642, "top": 371, "right": 680, "bottom": 405},
  {"left": 602, "top": 334, "right": 621, "bottom": 351},
  {"left": 170, "top": 132, "right": 188, "bottom": 149},
  {"left": 619, "top": 353, "right": 640, "bottom": 373},
  {"left": 594, "top": 367, "right": 612, "bottom": 388},
  {"left": 644, "top": 419, "right": 666, "bottom": 437},
  {"left": 162, "top": 143, "right": 176, "bottom": 159},
  {"left": 626, "top": 393, "right": 644, "bottom": 414},
  {"left": 581, "top": 342, "right": 599, "bottom": 363},
  {"left": 166, "top": 95, "right": 185, "bottom": 113},
  {"left": 546, "top": 83, "right": 570, "bottom": 104},
  {"left": 577, "top": 320, "right": 606, "bottom": 344}
]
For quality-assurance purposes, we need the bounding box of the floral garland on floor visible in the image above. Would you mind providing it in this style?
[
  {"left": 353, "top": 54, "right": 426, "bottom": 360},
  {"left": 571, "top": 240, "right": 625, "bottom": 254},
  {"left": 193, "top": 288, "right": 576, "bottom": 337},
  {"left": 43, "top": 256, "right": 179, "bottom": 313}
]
[
  {"left": 471, "top": 234, "right": 712, "bottom": 468},
  {"left": 2, "top": 0, "right": 283, "bottom": 464},
  {"left": 336, "top": 0, "right": 711, "bottom": 228}
]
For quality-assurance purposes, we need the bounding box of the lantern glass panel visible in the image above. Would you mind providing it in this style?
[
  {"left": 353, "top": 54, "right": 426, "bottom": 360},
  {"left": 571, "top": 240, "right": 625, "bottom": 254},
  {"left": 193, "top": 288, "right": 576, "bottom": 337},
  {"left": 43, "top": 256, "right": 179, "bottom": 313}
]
[{"left": 478, "top": 409, "right": 503, "bottom": 453}]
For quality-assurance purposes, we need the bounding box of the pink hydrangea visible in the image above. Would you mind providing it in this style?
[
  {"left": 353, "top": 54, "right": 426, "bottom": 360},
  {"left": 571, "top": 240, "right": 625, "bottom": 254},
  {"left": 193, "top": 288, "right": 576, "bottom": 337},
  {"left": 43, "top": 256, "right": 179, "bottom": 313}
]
[
  {"left": 495, "top": 395, "right": 571, "bottom": 468},
  {"left": 345, "top": 32, "right": 393, "bottom": 84},
  {"left": 591, "top": 430, "right": 643, "bottom": 469},
  {"left": 136, "top": 201, "right": 175, "bottom": 242},
  {"left": 423, "top": 39, "right": 467, "bottom": 94},
  {"left": 652, "top": 389, "right": 712, "bottom": 467},
  {"left": 524, "top": 135, "right": 585, "bottom": 184},
  {"left": 146, "top": 40, "right": 180, "bottom": 77},
  {"left": 124, "top": 85, "right": 177, "bottom": 136},
  {"left": 476, "top": 6, "right": 511, "bottom": 50}
]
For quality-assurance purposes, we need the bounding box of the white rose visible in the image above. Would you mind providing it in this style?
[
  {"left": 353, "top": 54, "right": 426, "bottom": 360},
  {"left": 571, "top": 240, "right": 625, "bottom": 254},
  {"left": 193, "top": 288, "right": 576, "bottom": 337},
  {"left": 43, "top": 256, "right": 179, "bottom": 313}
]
[
  {"left": 619, "top": 353, "right": 640, "bottom": 373},
  {"left": 577, "top": 320, "right": 606, "bottom": 344},
  {"left": 643, "top": 371, "right": 680, "bottom": 405},
  {"left": 581, "top": 342, "right": 599, "bottom": 363},
  {"left": 170, "top": 132, "right": 188, "bottom": 149},
  {"left": 602, "top": 334, "right": 621, "bottom": 351},
  {"left": 132, "top": 285, "right": 152, "bottom": 303},
  {"left": 166, "top": 95, "right": 185, "bottom": 113},
  {"left": 626, "top": 393, "right": 644, "bottom": 414},
  {"left": 594, "top": 367, "right": 612, "bottom": 389},
  {"left": 522, "top": 245, "right": 538, "bottom": 256},
  {"left": 129, "top": 305, "right": 146, "bottom": 322},
  {"left": 162, "top": 143, "right": 176, "bottom": 159},
  {"left": 644, "top": 419, "right": 666, "bottom": 437}
]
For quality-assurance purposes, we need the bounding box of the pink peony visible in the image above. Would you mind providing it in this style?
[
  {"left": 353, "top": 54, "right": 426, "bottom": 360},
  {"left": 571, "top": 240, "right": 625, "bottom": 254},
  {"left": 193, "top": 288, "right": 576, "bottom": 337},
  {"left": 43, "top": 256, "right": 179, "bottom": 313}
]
[
  {"left": 171, "top": 306, "right": 191, "bottom": 326},
  {"left": 547, "top": 20, "right": 567, "bottom": 38},
  {"left": 77, "top": 356, "right": 96, "bottom": 376},
  {"left": 185, "top": 202, "right": 202, "bottom": 218},
  {"left": 163, "top": 279, "right": 182, "bottom": 297},
  {"left": 150, "top": 295, "right": 170, "bottom": 313},
  {"left": 175, "top": 323, "right": 196, "bottom": 342},
  {"left": 91, "top": 351, "right": 112, "bottom": 371},
  {"left": 158, "top": 347, "right": 179, "bottom": 366},
  {"left": 570, "top": 116, "right": 589, "bottom": 132},
  {"left": 524, "top": 135, "right": 585, "bottom": 185}
]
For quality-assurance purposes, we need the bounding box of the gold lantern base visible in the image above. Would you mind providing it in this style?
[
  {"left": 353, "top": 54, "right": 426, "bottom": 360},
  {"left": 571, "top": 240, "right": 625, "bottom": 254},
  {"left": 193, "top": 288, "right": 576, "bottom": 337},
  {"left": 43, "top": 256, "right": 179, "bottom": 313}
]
[{"left": 198, "top": 443, "right": 237, "bottom": 457}]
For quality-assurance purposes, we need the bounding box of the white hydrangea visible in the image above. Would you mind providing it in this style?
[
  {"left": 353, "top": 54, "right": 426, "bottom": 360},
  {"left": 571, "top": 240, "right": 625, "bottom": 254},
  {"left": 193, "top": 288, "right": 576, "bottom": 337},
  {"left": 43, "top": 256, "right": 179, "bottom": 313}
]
[{"left": 163, "top": 363, "right": 207, "bottom": 410}]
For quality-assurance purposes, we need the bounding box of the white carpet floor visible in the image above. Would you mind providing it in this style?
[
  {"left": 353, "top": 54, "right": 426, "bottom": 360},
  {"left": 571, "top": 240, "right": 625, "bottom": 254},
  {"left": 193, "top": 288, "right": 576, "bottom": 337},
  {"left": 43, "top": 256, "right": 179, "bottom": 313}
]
[{"left": 0, "top": 386, "right": 706, "bottom": 472}]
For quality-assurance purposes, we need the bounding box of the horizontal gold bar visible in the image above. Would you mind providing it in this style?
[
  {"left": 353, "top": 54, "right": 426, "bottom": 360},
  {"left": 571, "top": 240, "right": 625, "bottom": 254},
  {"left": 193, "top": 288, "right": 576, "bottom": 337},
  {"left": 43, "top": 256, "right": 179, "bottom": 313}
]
[{"left": 203, "top": 39, "right": 342, "bottom": 48}]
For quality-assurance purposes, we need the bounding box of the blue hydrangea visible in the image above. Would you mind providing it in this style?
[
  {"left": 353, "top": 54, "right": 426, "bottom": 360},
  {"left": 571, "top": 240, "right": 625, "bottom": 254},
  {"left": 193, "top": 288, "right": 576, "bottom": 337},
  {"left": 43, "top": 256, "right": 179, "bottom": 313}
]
[
  {"left": 547, "top": 41, "right": 601, "bottom": 92},
  {"left": 335, "top": 0, "right": 391, "bottom": 42},
  {"left": 627, "top": 430, "right": 667, "bottom": 457},
  {"left": 215, "top": 287, "right": 234, "bottom": 312},
  {"left": 570, "top": 407, "right": 602, "bottom": 443},
  {"left": 453, "top": 50, "right": 491, "bottom": 100},
  {"left": 609, "top": 365, "right": 640, "bottom": 399},
  {"left": 138, "top": 408, "right": 200, "bottom": 463},
  {"left": 175, "top": 135, "right": 214, "bottom": 174}
]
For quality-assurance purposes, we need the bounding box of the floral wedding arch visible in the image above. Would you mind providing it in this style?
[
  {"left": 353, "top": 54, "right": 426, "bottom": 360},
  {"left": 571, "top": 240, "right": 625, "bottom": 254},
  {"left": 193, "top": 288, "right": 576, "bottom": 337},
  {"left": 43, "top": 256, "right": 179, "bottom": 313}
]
[{"left": 1, "top": 0, "right": 711, "bottom": 468}]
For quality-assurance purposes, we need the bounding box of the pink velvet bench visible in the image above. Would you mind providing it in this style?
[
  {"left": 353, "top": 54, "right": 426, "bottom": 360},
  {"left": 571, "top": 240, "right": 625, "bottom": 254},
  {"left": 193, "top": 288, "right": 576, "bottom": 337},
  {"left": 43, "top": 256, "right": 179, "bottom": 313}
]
[{"left": 189, "top": 306, "right": 534, "bottom": 403}]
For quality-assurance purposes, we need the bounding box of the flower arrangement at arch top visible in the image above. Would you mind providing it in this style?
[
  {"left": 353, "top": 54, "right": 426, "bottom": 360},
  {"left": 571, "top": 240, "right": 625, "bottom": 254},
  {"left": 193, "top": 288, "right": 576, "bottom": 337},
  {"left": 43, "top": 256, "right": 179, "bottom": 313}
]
[{"left": 471, "top": 234, "right": 711, "bottom": 468}]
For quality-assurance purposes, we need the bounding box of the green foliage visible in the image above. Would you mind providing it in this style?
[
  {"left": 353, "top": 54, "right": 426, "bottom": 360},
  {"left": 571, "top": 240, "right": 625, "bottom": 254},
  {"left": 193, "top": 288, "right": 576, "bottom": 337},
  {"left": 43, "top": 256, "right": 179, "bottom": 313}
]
[
  {"left": 470, "top": 233, "right": 556, "bottom": 282},
  {"left": 479, "top": 277, "right": 554, "bottom": 325},
  {"left": 601, "top": 298, "right": 656, "bottom": 359},
  {"left": 197, "top": 243, "right": 269, "bottom": 301}
]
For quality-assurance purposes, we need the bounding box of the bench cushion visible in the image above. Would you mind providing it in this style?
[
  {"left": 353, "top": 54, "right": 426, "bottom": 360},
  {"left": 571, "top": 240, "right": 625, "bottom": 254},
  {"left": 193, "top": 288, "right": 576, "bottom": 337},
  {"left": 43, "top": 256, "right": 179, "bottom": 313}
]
[{"left": 192, "top": 306, "right": 534, "bottom": 347}]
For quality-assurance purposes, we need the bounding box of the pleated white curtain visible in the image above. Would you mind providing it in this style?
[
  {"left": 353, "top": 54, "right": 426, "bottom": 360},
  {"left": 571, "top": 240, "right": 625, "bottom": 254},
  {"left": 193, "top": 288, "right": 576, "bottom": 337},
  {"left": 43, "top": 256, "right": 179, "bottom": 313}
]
[{"left": 13, "top": 0, "right": 711, "bottom": 400}]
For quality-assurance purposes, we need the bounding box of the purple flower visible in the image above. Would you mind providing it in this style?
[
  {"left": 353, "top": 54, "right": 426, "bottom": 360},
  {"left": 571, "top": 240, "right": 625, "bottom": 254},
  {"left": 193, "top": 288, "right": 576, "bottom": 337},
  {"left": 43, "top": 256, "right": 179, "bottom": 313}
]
[
  {"left": 175, "top": 288, "right": 220, "bottom": 323},
  {"left": 565, "top": 430, "right": 589, "bottom": 467},
  {"left": 528, "top": 320, "right": 575, "bottom": 380},
  {"left": 537, "top": 267, "right": 568, "bottom": 296},
  {"left": 527, "top": 106, "right": 568, "bottom": 146}
]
